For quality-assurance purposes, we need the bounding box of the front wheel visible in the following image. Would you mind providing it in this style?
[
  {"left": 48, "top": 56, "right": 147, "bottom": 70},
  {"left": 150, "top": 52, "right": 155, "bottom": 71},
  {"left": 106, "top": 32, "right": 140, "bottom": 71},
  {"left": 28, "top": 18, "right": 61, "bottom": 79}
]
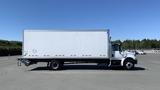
[{"left": 124, "top": 61, "right": 135, "bottom": 70}]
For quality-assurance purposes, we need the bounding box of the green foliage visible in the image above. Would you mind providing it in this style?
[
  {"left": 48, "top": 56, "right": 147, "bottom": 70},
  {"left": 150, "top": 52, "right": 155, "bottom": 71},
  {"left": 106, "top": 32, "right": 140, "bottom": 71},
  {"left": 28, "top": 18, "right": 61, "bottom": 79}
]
[
  {"left": 114, "top": 39, "right": 160, "bottom": 50},
  {"left": 0, "top": 40, "right": 22, "bottom": 56}
]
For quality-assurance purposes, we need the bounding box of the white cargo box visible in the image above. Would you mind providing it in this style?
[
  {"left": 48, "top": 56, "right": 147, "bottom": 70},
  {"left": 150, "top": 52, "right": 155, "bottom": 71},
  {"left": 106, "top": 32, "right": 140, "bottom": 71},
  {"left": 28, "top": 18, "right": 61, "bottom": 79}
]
[{"left": 23, "top": 30, "right": 110, "bottom": 59}]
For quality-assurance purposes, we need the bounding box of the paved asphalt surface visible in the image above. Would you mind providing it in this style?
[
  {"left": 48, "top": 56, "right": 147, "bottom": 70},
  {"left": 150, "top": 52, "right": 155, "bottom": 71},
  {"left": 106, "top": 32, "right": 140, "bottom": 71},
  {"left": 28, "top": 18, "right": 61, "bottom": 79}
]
[{"left": 0, "top": 54, "right": 160, "bottom": 90}]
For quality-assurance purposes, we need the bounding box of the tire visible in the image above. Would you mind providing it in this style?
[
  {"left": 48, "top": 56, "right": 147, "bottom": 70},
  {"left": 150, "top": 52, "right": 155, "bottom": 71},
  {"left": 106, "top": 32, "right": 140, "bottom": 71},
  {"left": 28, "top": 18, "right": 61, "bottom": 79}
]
[
  {"left": 124, "top": 61, "right": 135, "bottom": 70},
  {"left": 50, "top": 60, "right": 61, "bottom": 70}
]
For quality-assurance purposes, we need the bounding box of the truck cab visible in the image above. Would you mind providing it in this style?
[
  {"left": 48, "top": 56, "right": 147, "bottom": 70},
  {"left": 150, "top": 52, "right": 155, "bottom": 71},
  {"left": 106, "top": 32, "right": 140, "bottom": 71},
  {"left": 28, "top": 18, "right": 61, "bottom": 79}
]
[{"left": 111, "top": 43, "right": 137, "bottom": 69}]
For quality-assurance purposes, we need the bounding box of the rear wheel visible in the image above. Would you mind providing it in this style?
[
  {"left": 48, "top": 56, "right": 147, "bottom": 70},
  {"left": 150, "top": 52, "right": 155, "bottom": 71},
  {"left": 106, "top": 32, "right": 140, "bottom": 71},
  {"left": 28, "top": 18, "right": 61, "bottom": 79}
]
[
  {"left": 124, "top": 61, "right": 135, "bottom": 70},
  {"left": 50, "top": 60, "right": 62, "bottom": 70}
]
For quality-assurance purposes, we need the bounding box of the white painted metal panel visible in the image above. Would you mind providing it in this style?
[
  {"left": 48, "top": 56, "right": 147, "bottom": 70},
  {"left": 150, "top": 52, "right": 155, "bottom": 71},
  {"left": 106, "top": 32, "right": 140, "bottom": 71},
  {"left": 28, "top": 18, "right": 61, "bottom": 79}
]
[{"left": 23, "top": 30, "right": 109, "bottom": 59}]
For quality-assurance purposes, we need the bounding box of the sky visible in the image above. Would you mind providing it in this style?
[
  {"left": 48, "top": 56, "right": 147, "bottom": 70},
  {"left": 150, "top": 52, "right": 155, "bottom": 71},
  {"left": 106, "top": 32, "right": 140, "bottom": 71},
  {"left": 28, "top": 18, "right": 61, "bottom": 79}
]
[{"left": 0, "top": 0, "right": 160, "bottom": 41}]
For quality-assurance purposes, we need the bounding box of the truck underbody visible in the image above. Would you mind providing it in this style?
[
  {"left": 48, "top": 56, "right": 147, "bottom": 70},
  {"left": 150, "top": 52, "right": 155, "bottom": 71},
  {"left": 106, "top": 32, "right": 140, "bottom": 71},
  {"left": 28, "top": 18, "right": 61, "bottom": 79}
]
[
  {"left": 18, "top": 57, "right": 137, "bottom": 70},
  {"left": 18, "top": 58, "right": 110, "bottom": 65}
]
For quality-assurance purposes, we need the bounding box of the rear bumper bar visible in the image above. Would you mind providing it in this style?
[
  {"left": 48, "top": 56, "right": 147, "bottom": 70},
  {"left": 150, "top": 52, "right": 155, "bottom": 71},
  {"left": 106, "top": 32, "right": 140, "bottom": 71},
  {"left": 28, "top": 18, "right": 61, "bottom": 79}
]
[{"left": 17, "top": 58, "right": 31, "bottom": 66}]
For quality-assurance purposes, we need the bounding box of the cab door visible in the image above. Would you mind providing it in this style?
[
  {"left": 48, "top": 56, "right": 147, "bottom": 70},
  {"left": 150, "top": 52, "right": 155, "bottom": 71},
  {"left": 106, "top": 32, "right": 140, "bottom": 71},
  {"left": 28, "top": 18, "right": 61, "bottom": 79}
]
[{"left": 111, "top": 44, "right": 123, "bottom": 60}]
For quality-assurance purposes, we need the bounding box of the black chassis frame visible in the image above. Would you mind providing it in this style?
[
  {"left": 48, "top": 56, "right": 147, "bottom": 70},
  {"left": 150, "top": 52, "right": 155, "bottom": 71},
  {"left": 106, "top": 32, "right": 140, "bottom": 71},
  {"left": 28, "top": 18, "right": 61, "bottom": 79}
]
[{"left": 18, "top": 58, "right": 110, "bottom": 66}]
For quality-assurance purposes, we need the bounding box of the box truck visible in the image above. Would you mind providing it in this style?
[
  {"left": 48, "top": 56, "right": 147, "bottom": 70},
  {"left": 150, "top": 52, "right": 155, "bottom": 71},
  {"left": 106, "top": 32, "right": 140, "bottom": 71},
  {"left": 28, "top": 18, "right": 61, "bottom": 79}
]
[{"left": 18, "top": 29, "right": 137, "bottom": 70}]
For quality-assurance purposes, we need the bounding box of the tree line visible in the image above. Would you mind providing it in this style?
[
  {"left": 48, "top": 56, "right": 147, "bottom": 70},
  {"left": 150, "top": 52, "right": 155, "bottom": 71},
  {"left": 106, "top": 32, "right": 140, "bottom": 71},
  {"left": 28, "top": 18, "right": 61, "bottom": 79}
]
[
  {"left": 0, "top": 40, "right": 22, "bottom": 56},
  {"left": 113, "top": 39, "right": 160, "bottom": 50}
]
